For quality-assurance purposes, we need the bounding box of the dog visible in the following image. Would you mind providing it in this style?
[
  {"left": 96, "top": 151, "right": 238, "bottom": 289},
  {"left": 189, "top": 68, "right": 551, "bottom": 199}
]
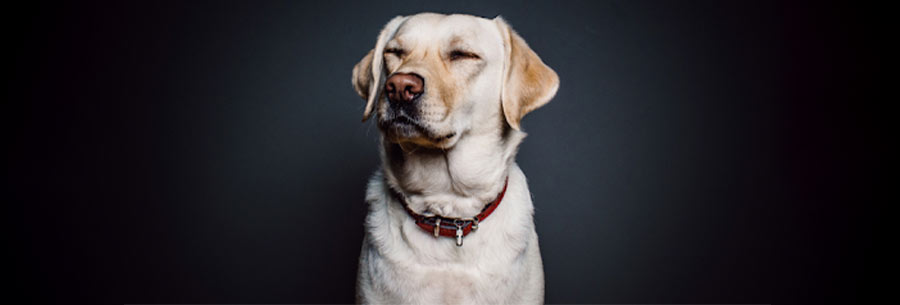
[{"left": 351, "top": 13, "right": 559, "bottom": 304}]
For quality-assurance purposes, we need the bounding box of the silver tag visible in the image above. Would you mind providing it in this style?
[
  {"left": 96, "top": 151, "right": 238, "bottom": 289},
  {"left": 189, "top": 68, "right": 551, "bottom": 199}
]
[{"left": 434, "top": 218, "right": 441, "bottom": 238}]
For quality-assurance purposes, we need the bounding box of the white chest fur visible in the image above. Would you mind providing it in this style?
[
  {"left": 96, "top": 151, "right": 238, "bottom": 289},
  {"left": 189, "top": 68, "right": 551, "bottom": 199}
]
[{"left": 357, "top": 165, "right": 544, "bottom": 304}]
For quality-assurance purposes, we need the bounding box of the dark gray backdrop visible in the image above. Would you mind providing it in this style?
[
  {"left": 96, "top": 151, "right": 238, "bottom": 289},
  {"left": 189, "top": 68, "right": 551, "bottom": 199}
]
[{"left": 9, "top": 0, "right": 884, "bottom": 304}]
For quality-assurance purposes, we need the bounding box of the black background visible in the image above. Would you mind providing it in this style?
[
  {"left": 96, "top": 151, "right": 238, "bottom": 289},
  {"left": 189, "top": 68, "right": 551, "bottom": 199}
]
[{"left": 8, "top": 0, "right": 885, "bottom": 304}]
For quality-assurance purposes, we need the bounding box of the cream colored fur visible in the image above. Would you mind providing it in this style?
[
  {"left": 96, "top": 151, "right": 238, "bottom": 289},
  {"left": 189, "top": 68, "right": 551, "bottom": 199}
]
[{"left": 351, "top": 13, "right": 559, "bottom": 304}]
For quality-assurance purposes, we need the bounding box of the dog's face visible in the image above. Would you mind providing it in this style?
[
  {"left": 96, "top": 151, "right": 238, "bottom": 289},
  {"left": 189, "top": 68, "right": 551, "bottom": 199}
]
[{"left": 353, "top": 13, "right": 558, "bottom": 149}]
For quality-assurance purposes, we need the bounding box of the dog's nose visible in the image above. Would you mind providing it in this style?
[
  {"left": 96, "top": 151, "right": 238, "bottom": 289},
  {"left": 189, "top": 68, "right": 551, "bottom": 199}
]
[{"left": 385, "top": 73, "right": 424, "bottom": 103}]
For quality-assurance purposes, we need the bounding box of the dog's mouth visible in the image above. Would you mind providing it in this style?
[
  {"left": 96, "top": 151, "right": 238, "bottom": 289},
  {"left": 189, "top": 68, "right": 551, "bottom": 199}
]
[
  {"left": 380, "top": 114, "right": 426, "bottom": 134},
  {"left": 390, "top": 115, "right": 421, "bottom": 129},
  {"left": 379, "top": 115, "right": 456, "bottom": 147}
]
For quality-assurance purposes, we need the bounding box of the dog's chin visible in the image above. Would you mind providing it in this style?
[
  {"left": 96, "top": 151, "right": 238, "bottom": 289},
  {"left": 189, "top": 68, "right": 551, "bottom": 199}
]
[{"left": 379, "top": 119, "right": 458, "bottom": 150}]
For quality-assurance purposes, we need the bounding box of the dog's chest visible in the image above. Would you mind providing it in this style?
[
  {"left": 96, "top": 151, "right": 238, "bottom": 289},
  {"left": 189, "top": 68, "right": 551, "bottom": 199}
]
[
  {"left": 358, "top": 167, "right": 543, "bottom": 303},
  {"left": 360, "top": 211, "right": 533, "bottom": 303},
  {"left": 366, "top": 245, "right": 528, "bottom": 304}
]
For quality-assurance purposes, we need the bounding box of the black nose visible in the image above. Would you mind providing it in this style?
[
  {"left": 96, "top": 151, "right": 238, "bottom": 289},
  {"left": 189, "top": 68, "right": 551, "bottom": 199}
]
[{"left": 384, "top": 73, "right": 424, "bottom": 104}]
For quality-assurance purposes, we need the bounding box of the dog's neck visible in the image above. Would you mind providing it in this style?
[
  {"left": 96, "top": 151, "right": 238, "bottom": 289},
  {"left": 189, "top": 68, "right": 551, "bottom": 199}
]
[{"left": 381, "top": 126, "right": 526, "bottom": 218}]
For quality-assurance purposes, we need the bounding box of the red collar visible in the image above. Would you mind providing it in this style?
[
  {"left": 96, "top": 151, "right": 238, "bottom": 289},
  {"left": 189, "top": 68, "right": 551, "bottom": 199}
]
[{"left": 390, "top": 177, "right": 509, "bottom": 247}]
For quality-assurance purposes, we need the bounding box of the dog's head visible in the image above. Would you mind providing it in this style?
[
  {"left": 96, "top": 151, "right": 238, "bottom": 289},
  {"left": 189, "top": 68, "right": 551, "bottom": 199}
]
[{"left": 352, "top": 13, "right": 558, "bottom": 149}]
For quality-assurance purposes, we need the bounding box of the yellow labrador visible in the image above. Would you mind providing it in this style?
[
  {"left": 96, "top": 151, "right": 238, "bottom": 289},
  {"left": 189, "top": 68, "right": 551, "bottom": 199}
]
[{"left": 352, "top": 13, "right": 558, "bottom": 304}]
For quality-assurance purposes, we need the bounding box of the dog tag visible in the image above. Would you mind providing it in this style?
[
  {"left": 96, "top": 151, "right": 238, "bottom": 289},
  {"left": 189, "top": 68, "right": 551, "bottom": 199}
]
[
  {"left": 455, "top": 226, "right": 464, "bottom": 247},
  {"left": 434, "top": 219, "right": 441, "bottom": 238}
]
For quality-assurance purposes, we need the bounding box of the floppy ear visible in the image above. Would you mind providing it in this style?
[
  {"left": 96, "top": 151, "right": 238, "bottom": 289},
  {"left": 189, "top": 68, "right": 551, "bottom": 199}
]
[
  {"left": 494, "top": 17, "right": 560, "bottom": 130},
  {"left": 351, "top": 49, "right": 374, "bottom": 100},
  {"left": 352, "top": 16, "right": 408, "bottom": 122}
]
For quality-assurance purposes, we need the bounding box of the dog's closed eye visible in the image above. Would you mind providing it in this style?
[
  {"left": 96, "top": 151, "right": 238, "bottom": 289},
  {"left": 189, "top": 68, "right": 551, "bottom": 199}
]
[
  {"left": 385, "top": 48, "right": 406, "bottom": 57},
  {"left": 448, "top": 50, "right": 480, "bottom": 61}
]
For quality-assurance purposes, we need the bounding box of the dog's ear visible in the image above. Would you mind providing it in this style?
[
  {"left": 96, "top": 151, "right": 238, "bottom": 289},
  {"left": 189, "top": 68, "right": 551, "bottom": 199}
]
[
  {"left": 494, "top": 17, "right": 560, "bottom": 130},
  {"left": 352, "top": 16, "right": 408, "bottom": 122},
  {"left": 352, "top": 49, "right": 374, "bottom": 100}
]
